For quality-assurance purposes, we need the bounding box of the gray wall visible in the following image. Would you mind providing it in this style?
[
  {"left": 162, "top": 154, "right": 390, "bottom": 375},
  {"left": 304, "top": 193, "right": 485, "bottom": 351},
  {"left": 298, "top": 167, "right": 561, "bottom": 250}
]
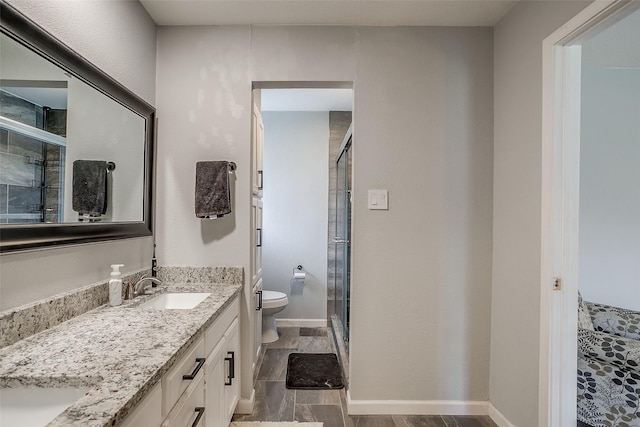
[
  {"left": 262, "top": 111, "right": 329, "bottom": 322},
  {"left": 0, "top": 0, "right": 157, "bottom": 311},
  {"left": 156, "top": 25, "right": 494, "bottom": 404},
  {"left": 491, "top": 1, "right": 590, "bottom": 425}
]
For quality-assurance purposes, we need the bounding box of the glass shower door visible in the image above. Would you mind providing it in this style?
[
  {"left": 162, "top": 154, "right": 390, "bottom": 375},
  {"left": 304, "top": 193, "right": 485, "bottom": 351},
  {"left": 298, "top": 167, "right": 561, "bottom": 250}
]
[{"left": 334, "top": 137, "right": 351, "bottom": 343}]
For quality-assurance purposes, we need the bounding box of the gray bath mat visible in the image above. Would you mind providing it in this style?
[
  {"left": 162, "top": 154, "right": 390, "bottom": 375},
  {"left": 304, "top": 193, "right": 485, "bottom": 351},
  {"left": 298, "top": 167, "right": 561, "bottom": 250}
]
[{"left": 285, "top": 353, "right": 344, "bottom": 389}]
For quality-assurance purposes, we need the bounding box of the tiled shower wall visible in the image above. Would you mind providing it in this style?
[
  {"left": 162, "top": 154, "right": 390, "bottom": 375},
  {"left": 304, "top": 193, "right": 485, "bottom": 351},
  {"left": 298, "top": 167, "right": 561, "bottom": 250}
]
[
  {"left": 326, "top": 111, "right": 352, "bottom": 320},
  {"left": 0, "top": 90, "right": 66, "bottom": 223}
]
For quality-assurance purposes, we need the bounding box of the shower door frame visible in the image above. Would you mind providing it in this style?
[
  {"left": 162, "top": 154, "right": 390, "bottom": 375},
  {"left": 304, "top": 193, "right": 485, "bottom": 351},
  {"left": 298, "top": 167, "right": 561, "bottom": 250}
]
[{"left": 334, "top": 124, "right": 352, "bottom": 344}]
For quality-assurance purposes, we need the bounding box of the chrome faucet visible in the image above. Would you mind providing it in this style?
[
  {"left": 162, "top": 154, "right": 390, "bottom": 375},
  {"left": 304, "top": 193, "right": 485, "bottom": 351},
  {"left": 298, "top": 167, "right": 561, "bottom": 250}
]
[{"left": 133, "top": 276, "right": 162, "bottom": 297}]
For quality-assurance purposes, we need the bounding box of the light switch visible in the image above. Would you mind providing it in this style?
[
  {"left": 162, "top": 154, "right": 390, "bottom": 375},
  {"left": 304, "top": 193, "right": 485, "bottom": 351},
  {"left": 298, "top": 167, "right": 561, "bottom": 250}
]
[{"left": 368, "top": 189, "right": 388, "bottom": 210}]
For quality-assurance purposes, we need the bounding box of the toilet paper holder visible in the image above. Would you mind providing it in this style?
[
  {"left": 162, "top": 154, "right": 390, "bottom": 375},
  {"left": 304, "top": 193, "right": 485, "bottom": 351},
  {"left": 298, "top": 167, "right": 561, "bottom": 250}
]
[{"left": 293, "top": 265, "right": 306, "bottom": 279}]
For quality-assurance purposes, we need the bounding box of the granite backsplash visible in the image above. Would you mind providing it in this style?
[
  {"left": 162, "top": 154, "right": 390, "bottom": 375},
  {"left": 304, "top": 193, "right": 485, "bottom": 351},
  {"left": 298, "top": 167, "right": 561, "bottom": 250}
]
[{"left": 0, "top": 266, "right": 243, "bottom": 348}]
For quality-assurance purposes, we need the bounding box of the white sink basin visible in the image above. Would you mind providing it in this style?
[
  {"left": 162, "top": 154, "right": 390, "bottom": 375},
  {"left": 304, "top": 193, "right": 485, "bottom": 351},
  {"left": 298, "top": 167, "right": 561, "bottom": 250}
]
[
  {"left": 0, "top": 387, "right": 89, "bottom": 426},
  {"left": 137, "top": 293, "right": 211, "bottom": 310}
]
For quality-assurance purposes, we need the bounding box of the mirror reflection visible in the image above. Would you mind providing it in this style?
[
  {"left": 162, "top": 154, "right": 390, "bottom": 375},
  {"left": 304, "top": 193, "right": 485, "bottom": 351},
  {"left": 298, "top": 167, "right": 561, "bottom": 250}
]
[{"left": 0, "top": 33, "right": 146, "bottom": 224}]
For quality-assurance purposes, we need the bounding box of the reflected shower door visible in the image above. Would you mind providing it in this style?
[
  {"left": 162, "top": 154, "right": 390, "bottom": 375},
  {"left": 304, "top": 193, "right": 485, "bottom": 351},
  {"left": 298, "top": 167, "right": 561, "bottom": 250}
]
[{"left": 334, "top": 136, "right": 351, "bottom": 343}]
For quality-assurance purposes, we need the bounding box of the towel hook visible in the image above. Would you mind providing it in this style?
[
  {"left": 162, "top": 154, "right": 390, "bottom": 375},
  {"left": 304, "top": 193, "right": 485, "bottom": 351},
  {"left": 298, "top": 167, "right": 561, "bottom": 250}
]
[
  {"left": 106, "top": 161, "right": 116, "bottom": 172},
  {"left": 228, "top": 161, "right": 237, "bottom": 172}
]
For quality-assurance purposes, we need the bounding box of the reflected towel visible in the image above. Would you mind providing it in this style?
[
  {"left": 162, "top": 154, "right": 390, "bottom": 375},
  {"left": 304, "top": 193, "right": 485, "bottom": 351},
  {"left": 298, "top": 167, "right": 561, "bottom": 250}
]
[
  {"left": 195, "top": 161, "right": 231, "bottom": 218},
  {"left": 72, "top": 160, "right": 108, "bottom": 215}
]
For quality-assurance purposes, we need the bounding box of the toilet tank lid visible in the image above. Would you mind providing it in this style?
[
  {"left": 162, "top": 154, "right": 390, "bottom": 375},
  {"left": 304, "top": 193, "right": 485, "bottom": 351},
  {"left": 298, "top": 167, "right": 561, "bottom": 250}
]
[{"left": 262, "top": 290, "right": 287, "bottom": 300}]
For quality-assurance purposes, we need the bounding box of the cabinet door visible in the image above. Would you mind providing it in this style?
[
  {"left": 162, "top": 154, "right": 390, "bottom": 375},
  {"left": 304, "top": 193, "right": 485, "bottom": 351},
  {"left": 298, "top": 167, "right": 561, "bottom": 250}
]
[
  {"left": 204, "top": 340, "right": 225, "bottom": 427},
  {"left": 252, "top": 278, "right": 263, "bottom": 376},
  {"left": 251, "top": 197, "right": 263, "bottom": 286},
  {"left": 252, "top": 103, "right": 264, "bottom": 197},
  {"left": 250, "top": 197, "right": 257, "bottom": 285},
  {"left": 223, "top": 318, "right": 240, "bottom": 422},
  {"left": 255, "top": 198, "right": 263, "bottom": 280}
]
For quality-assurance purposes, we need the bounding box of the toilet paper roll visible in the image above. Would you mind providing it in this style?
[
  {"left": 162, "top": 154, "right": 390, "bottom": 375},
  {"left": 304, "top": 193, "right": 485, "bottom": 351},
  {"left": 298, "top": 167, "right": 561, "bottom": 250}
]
[{"left": 294, "top": 271, "right": 306, "bottom": 279}]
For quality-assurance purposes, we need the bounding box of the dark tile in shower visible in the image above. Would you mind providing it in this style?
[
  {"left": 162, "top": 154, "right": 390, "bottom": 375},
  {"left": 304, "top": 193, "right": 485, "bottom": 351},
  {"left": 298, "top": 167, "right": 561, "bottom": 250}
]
[
  {"left": 0, "top": 152, "right": 39, "bottom": 187},
  {"left": 8, "top": 132, "right": 44, "bottom": 160},
  {"left": 8, "top": 184, "right": 41, "bottom": 214},
  {"left": 0, "top": 91, "right": 38, "bottom": 127},
  {"left": 0, "top": 184, "right": 8, "bottom": 214},
  {"left": 36, "top": 106, "right": 44, "bottom": 129},
  {"left": 46, "top": 109, "right": 67, "bottom": 137},
  {"left": 0, "top": 129, "right": 8, "bottom": 152}
]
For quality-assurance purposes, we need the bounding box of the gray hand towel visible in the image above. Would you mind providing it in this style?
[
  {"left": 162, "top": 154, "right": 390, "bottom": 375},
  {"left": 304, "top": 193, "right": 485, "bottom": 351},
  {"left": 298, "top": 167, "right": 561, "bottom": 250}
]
[
  {"left": 72, "top": 160, "right": 108, "bottom": 215},
  {"left": 195, "top": 161, "right": 231, "bottom": 218}
]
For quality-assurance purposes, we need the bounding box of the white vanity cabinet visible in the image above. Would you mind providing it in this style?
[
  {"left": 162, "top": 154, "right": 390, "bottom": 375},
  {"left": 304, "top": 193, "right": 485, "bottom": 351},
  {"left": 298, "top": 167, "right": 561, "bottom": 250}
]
[
  {"left": 204, "top": 298, "right": 240, "bottom": 427},
  {"left": 223, "top": 318, "right": 240, "bottom": 420},
  {"left": 119, "top": 296, "right": 240, "bottom": 427}
]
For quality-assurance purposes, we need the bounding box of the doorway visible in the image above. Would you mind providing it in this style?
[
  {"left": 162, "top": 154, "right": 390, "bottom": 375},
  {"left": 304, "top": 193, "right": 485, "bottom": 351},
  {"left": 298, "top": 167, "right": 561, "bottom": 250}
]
[
  {"left": 256, "top": 85, "right": 353, "bottom": 335},
  {"left": 541, "top": 1, "right": 640, "bottom": 426}
]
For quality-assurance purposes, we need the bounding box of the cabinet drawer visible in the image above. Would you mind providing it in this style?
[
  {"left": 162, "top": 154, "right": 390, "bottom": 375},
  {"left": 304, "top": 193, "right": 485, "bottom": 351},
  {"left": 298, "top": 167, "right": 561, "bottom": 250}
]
[
  {"left": 162, "top": 337, "right": 205, "bottom": 416},
  {"left": 205, "top": 298, "right": 239, "bottom": 356},
  {"left": 161, "top": 372, "right": 205, "bottom": 427}
]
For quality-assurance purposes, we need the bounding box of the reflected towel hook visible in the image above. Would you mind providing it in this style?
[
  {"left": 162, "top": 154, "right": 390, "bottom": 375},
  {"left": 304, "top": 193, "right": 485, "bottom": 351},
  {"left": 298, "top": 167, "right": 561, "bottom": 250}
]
[
  {"left": 228, "top": 161, "right": 237, "bottom": 172},
  {"left": 106, "top": 161, "right": 116, "bottom": 172}
]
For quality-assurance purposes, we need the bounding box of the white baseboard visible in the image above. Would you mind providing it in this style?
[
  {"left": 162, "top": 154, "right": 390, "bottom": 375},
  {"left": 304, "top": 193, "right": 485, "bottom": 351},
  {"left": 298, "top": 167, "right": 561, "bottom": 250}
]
[
  {"left": 276, "top": 318, "right": 327, "bottom": 328},
  {"left": 488, "top": 403, "right": 516, "bottom": 427},
  {"left": 234, "top": 390, "right": 255, "bottom": 415},
  {"left": 346, "top": 389, "right": 490, "bottom": 416},
  {"left": 346, "top": 391, "right": 515, "bottom": 426}
]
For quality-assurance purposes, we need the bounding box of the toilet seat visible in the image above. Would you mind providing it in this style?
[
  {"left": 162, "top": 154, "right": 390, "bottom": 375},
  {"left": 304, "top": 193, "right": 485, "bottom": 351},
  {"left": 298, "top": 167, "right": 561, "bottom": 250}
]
[{"left": 262, "top": 290, "right": 288, "bottom": 309}]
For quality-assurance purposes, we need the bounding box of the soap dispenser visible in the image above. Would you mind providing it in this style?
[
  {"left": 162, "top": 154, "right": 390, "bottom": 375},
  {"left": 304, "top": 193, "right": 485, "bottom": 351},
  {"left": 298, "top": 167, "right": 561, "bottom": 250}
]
[{"left": 109, "top": 264, "right": 124, "bottom": 306}]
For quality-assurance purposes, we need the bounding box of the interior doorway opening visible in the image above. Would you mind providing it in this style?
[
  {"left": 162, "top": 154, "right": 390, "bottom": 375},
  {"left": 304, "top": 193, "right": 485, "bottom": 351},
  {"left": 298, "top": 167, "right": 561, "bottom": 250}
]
[
  {"left": 541, "top": 2, "right": 640, "bottom": 426},
  {"left": 251, "top": 83, "right": 353, "bottom": 357}
]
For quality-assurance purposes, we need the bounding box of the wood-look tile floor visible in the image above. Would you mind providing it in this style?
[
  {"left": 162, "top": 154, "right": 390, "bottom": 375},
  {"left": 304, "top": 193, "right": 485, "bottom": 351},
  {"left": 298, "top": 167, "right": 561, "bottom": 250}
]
[{"left": 231, "top": 327, "right": 497, "bottom": 427}]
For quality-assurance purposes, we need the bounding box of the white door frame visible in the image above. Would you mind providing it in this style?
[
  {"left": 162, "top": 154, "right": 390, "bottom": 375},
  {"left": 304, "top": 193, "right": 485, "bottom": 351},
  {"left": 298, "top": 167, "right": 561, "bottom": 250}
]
[{"left": 539, "top": 1, "right": 637, "bottom": 426}]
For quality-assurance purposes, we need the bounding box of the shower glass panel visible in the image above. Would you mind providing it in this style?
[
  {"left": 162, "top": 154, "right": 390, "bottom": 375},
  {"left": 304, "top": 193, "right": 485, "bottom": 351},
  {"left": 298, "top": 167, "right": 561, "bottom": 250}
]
[{"left": 334, "top": 136, "right": 351, "bottom": 344}]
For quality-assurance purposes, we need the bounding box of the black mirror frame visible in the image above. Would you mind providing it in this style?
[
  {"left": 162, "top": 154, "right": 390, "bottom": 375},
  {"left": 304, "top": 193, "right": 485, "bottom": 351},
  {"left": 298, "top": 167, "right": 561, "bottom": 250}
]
[{"left": 0, "top": 1, "right": 155, "bottom": 253}]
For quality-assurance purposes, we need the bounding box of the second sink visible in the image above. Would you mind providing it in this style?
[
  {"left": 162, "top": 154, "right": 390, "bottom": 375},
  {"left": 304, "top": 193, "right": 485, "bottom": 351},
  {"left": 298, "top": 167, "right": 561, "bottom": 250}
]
[
  {"left": 0, "top": 386, "right": 90, "bottom": 427},
  {"left": 137, "top": 293, "right": 211, "bottom": 310}
]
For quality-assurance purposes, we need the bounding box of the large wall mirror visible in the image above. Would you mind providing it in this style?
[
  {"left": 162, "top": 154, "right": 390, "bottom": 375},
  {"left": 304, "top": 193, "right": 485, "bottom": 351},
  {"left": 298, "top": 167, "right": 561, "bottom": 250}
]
[{"left": 0, "top": 2, "right": 155, "bottom": 252}]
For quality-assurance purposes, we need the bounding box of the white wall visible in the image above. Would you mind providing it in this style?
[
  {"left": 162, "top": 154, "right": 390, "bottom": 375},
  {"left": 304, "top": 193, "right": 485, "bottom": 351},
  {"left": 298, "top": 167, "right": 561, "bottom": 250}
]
[
  {"left": 156, "top": 25, "right": 494, "bottom": 405},
  {"left": 491, "top": 2, "right": 590, "bottom": 426},
  {"left": 578, "top": 68, "right": 640, "bottom": 311},
  {"left": 0, "top": 0, "right": 157, "bottom": 311},
  {"left": 262, "top": 111, "right": 329, "bottom": 322}
]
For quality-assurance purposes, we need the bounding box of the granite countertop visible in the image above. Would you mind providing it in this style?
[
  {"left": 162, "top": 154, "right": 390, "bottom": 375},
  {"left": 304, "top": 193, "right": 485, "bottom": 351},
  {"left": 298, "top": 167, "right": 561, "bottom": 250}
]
[{"left": 0, "top": 282, "right": 242, "bottom": 426}]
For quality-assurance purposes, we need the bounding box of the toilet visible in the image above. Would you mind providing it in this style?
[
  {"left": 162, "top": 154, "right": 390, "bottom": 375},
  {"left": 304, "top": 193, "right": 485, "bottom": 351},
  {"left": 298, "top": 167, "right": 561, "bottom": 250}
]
[{"left": 261, "top": 290, "right": 289, "bottom": 343}]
